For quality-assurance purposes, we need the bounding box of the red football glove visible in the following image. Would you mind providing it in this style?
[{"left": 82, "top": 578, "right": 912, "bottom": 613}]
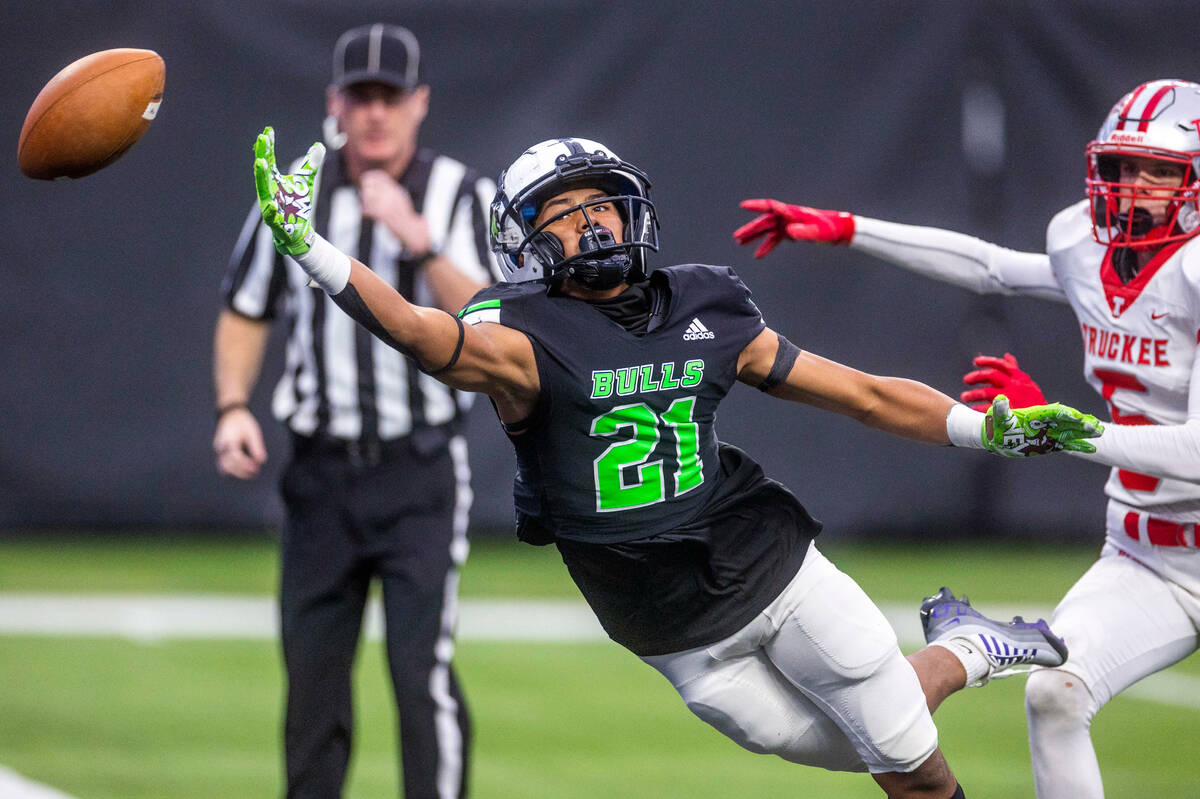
[
  {"left": 961, "top": 353, "right": 1047, "bottom": 411},
  {"left": 733, "top": 198, "right": 856, "bottom": 258}
]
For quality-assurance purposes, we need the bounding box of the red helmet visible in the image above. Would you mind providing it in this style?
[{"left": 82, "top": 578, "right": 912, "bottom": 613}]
[{"left": 1087, "top": 79, "right": 1200, "bottom": 248}]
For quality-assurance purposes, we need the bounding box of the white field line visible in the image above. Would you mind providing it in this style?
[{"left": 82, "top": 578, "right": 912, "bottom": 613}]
[
  {"left": 0, "top": 595, "right": 1197, "bottom": 709},
  {"left": 0, "top": 766, "right": 78, "bottom": 799}
]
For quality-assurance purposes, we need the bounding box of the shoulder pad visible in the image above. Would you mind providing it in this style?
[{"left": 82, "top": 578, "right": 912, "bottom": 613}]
[
  {"left": 458, "top": 280, "right": 545, "bottom": 325},
  {"left": 1046, "top": 199, "right": 1094, "bottom": 253}
]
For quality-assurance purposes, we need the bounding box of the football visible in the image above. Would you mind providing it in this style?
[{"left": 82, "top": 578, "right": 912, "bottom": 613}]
[{"left": 18, "top": 48, "right": 165, "bottom": 180}]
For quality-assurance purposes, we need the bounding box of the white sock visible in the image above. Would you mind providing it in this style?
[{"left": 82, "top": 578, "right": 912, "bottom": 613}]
[{"left": 931, "top": 637, "right": 991, "bottom": 686}]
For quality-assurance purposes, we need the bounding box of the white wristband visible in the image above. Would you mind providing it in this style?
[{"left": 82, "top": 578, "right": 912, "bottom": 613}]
[
  {"left": 946, "top": 403, "right": 985, "bottom": 449},
  {"left": 292, "top": 233, "right": 351, "bottom": 294}
]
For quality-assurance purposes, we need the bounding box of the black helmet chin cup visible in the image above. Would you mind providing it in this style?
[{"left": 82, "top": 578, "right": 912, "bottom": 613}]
[
  {"left": 520, "top": 190, "right": 657, "bottom": 287},
  {"left": 557, "top": 226, "right": 629, "bottom": 289},
  {"left": 1122, "top": 207, "right": 1155, "bottom": 236},
  {"left": 567, "top": 252, "right": 632, "bottom": 290},
  {"left": 1091, "top": 193, "right": 1156, "bottom": 241}
]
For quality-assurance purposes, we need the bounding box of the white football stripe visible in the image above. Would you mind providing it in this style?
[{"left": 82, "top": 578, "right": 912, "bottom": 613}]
[
  {"left": 461, "top": 308, "right": 500, "bottom": 326},
  {"left": 0, "top": 766, "right": 78, "bottom": 799},
  {"left": 0, "top": 596, "right": 1197, "bottom": 709}
]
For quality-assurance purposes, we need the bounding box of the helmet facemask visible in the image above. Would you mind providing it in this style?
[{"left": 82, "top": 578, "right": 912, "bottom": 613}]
[
  {"left": 518, "top": 192, "right": 656, "bottom": 290},
  {"left": 1087, "top": 147, "right": 1200, "bottom": 249},
  {"left": 490, "top": 138, "right": 660, "bottom": 285},
  {"left": 1086, "top": 79, "right": 1200, "bottom": 250}
]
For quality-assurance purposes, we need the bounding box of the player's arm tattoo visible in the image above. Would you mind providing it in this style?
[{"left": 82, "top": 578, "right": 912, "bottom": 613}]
[
  {"left": 330, "top": 283, "right": 463, "bottom": 375},
  {"left": 757, "top": 333, "right": 801, "bottom": 393}
]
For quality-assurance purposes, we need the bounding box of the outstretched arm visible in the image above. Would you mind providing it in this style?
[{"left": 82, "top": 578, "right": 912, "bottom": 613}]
[
  {"left": 1073, "top": 421, "right": 1200, "bottom": 482},
  {"left": 733, "top": 199, "right": 1067, "bottom": 302},
  {"left": 1070, "top": 345, "right": 1200, "bottom": 483},
  {"left": 253, "top": 127, "right": 538, "bottom": 420},
  {"left": 960, "top": 350, "right": 1200, "bottom": 483},
  {"left": 737, "top": 327, "right": 956, "bottom": 442},
  {"left": 736, "top": 328, "right": 1102, "bottom": 456}
]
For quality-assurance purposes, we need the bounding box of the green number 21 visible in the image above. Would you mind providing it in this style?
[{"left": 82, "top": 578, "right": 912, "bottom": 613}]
[{"left": 590, "top": 397, "right": 702, "bottom": 512}]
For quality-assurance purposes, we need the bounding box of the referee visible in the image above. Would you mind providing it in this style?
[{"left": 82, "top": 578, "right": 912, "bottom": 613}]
[{"left": 212, "top": 23, "right": 498, "bottom": 799}]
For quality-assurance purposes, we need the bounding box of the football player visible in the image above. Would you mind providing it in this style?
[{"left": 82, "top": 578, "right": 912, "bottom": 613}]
[
  {"left": 253, "top": 128, "right": 1103, "bottom": 798},
  {"left": 735, "top": 78, "right": 1200, "bottom": 799}
]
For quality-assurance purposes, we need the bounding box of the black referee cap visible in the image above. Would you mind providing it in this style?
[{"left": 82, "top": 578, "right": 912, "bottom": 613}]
[{"left": 331, "top": 23, "right": 421, "bottom": 90}]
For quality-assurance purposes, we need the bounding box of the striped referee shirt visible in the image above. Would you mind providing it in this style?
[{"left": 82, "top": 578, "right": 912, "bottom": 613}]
[{"left": 222, "top": 146, "right": 500, "bottom": 445}]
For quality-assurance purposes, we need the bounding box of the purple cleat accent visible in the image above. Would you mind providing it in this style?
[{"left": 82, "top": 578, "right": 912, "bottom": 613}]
[{"left": 920, "top": 587, "right": 1068, "bottom": 673}]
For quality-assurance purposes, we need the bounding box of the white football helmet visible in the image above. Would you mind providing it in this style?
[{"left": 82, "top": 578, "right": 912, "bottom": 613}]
[
  {"left": 1087, "top": 79, "right": 1200, "bottom": 248},
  {"left": 489, "top": 137, "right": 659, "bottom": 286}
]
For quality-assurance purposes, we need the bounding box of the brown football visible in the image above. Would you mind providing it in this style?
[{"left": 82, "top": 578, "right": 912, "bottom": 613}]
[{"left": 18, "top": 48, "right": 165, "bottom": 180}]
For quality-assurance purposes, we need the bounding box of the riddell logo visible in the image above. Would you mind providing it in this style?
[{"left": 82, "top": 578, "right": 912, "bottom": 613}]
[
  {"left": 683, "top": 317, "right": 715, "bottom": 340},
  {"left": 1109, "top": 132, "right": 1146, "bottom": 144}
]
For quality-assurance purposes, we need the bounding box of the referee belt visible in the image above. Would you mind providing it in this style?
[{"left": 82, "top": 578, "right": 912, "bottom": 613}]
[
  {"left": 1123, "top": 511, "right": 1199, "bottom": 548},
  {"left": 292, "top": 433, "right": 411, "bottom": 468}
]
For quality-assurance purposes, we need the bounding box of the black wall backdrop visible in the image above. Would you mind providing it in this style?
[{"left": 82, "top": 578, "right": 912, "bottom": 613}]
[{"left": 4, "top": 0, "right": 1195, "bottom": 539}]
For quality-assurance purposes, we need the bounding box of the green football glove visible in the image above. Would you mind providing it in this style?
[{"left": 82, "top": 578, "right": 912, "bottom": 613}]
[
  {"left": 983, "top": 395, "right": 1104, "bottom": 457},
  {"left": 253, "top": 126, "right": 324, "bottom": 256}
]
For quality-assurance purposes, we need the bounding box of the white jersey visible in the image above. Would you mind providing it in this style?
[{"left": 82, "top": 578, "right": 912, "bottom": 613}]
[
  {"left": 1047, "top": 200, "right": 1200, "bottom": 587},
  {"left": 852, "top": 208, "right": 1200, "bottom": 589}
]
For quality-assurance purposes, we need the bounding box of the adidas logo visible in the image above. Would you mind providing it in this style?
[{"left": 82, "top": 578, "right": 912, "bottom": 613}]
[{"left": 683, "top": 317, "right": 715, "bottom": 341}]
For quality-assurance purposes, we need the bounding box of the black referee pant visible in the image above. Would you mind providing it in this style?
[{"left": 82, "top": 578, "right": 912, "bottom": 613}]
[{"left": 279, "top": 434, "right": 471, "bottom": 799}]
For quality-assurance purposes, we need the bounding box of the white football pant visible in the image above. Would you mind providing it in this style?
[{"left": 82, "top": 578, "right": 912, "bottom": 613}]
[
  {"left": 1026, "top": 544, "right": 1200, "bottom": 798},
  {"left": 641, "top": 543, "right": 939, "bottom": 774}
]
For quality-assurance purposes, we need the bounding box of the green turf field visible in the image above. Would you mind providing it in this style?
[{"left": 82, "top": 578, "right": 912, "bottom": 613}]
[{"left": 0, "top": 535, "right": 1196, "bottom": 798}]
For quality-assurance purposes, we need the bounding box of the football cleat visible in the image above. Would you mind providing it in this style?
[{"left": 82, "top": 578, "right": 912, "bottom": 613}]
[{"left": 920, "top": 587, "right": 1068, "bottom": 677}]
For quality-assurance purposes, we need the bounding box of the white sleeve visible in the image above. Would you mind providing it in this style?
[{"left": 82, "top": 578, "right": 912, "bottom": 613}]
[
  {"left": 850, "top": 216, "right": 1068, "bottom": 303},
  {"left": 1070, "top": 420, "right": 1200, "bottom": 483},
  {"left": 1068, "top": 344, "right": 1200, "bottom": 483}
]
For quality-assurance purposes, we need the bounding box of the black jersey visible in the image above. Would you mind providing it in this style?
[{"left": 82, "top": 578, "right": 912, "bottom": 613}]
[
  {"left": 461, "top": 264, "right": 821, "bottom": 655},
  {"left": 461, "top": 263, "right": 766, "bottom": 542}
]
